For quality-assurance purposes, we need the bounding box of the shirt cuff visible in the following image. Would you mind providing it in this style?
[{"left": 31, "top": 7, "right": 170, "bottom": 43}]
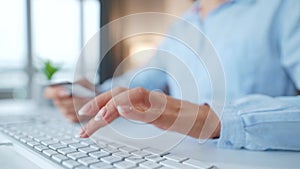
[{"left": 217, "top": 104, "right": 246, "bottom": 149}]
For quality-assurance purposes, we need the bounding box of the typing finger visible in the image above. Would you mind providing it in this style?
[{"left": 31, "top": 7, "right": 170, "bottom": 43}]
[
  {"left": 79, "top": 111, "right": 119, "bottom": 138},
  {"left": 78, "top": 87, "right": 128, "bottom": 116},
  {"left": 101, "top": 88, "right": 166, "bottom": 124}
]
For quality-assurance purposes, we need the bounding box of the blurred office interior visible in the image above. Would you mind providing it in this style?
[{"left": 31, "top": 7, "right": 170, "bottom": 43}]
[{"left": 0, "top": 0, "right": 193, "bottom": 101}]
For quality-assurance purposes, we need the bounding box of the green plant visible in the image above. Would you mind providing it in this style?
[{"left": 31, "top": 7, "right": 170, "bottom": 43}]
[{"left": 42, "top": 60, "right": 61, "bottom": 80}]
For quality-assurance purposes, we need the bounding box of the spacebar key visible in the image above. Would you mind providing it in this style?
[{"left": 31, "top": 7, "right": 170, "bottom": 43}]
[{"left": 160, "top": 160, "right": 199, "bottom": 169}]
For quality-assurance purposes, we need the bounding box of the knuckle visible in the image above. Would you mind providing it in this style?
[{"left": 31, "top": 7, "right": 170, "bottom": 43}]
[
  {"left": 106, "top": 101, "right": 117, "bottom": 113},
  {"left": 68, "top": 116, "right": 79, "bottom": 123},
  {"left": 133, "top": 87, "right": 147, "bottom": 96},
  {"left": 53, "top": 100, "right": 61, "bottom": 106},
  {"left": 60, "top": 108, "right": 68, "bottom": 114},
  {"left": 61, "top": 108, "right": 74, "bottom": 115}
]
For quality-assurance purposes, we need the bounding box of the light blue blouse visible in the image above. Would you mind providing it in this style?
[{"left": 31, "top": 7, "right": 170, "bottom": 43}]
[{"left": 101, "top": 0, "right": 300, "bottom": 151}]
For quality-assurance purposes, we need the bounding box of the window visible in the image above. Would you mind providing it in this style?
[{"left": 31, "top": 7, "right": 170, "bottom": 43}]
[
  {"left": 0, "top": 0, "right": 27, "bottom": 69},
  {"left": 32, "top": 0, "right": 100, "bottom": 79},
  {"left": 32, "top": 0, "right": 80, "bottom": 69},
  {"left": 0, "top": 0, "right": 100, "bottom": 99},
  {"left": 0, "top": 0, "right": 27, "bottom": 99}
]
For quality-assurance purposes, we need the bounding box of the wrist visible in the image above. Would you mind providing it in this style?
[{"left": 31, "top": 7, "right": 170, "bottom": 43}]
[{"left": 190, "top": 104, "right": 221, "bottom": 139}]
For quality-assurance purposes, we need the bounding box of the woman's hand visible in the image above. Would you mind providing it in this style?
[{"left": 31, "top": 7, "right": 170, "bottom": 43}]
[
  {"left": 78, "top": 87, "right": 221, "bottom": 139},
  {"left": 44, "top": 79, "right": 98, "bottom": 123}
]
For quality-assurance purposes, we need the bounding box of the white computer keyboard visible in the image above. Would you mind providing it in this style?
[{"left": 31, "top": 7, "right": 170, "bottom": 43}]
[{"left": 0, "top": 121, "right": 217, "bottom": 169}]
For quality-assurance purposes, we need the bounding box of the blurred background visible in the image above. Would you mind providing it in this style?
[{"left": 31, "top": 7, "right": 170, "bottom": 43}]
[{"left": 0, "top": 0, "right": 194, "bottom": 101}]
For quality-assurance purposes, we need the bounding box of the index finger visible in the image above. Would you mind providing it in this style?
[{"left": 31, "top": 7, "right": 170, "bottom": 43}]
[
  {"left": 79, "top": 110, "right": 119, "bottom": 138},
  {"left": 78, "top": 87, "right": 128, "bottom": 116}
]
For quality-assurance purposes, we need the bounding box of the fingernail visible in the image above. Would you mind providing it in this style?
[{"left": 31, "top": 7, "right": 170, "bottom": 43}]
[
  {"left": 117, "top": 106, "right": 133, "bottom": 114},
  {"left": 80, "top": 132, "right": 87, "bottom": 138},
  {"left": 59, "top": 90, "right": 70, "bottom": 97},
  {"left": 94, "top": 107, "right": 107, "bottom": 121},
  {"left": 79, "top": 128, "right": 85, "bottom": 134},
  {"left": 79, "top": 128, "right": 87, "bottom": 138},
  {"left": 78, "top": 103, "right": 91, "bottom": 116}
]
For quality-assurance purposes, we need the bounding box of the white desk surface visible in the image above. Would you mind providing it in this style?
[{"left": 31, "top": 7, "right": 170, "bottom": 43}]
[
  {"left": 96, "top": 118, "right": 300, "bottom": 169},
  {"left": 0, "top": 100, "right": 299, "bottom": 169}
]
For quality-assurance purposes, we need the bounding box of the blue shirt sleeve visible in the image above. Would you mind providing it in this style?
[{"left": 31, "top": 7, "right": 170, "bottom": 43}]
[
  {"left": 218, "top": 95, "right": 300, "bottom": 151},
  {"left": 98, "top": 45, "right": 169, "bottom": 92},
  {"left": 217, "top": 1, "right": 300, "bottom": 151},
  {"left": 279, "top": 1, "right": 300, "bottom": 89}
]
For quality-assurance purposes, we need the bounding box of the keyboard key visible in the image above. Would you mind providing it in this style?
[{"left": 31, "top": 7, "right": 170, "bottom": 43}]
[
  {"left": 34, "top": 136, "right": 51, "bottom": 142},
  {"left": 90, "top": 144, "right": 105, "bottom": 150},
  {"left": 131, "top": 151, "right": 150, "bottom": 158},
  {"left": 72, "top": 138, "right": 88, "bottom": 142},
  {"left": 143, "top": 147, "right": 168, "bottom": 156},
  {"left": 125, "top": 156, "right": 145, "bottom": 164},
  {"left": 114, "top": 160, "right": 136, "bottom": 169},
  {"left": 95, "top": 140, "right": 108, "bottom": 147},
  {"left": 78, "top": 156, "right": 100, "bottom": 166},
  {"left": 107, "top": 142, "right": 124, "bottom": 149},
  {"left": 14, "top": 133, "right": 25, "bottom": 140},
  {"left": 139, "top": 160, "right": 162, "bottom": 169},
  {"left": 62, "top": 159, "right": 81, "bottom": 169},
  {"left": 27, "top": 141, "right": 41, "bottom": 147},
  {"left": 25, "top": 133, "right": 35, "bottom": 138},
  {"left": 8, "top": 131, "right": 18, "bottom": 136},
  {"left": 102, "top": 147, "right": 120, "bottom": 154},
  {"left": 80, "top": 139, "right": 96, "bottom": 146},
  {"left": 163, "top": 154, "right": 188, "bottom": 162},
  {"left": 113, "top": 151, "right": 132, "bottom": 158},
  {"left": 183, "top": 159, "right": 215, "bottom": 169},
  {"left": 89, "top": 151, "right": 110, "bottom": 159},
  {"left": 49, "top": 143, "right": 67, "bottom": 150},
  {"left": 61, "top": 139, "right": 79, "bottom": 145},
  {"left": 58, "top": 135, "right": 72, "bottom": 140},
  {"left": 159, "top": 167, "right": 173, "bottom": 169},
  {"left": 52, "top": 154, "right": 69, "bottom": 163},
  {"left": 119, "top": 146, "right": 138, "bottom": 153},
  {"left": 41, "top": 139, "right": 59, "bottom": 146},
  {"left": 98, "top": 140, "right": 109, "bottom": 144},
  {"left": 67, "top": 152, "right": 88, "bottom": 160},
  {"left": 34, "top": 145, "right": 49, "bottom": 151},
  {"left": 145, "top": 155, "right": 166, "bottom": 163},
  {"left": 42, "top": 149, "right": 58, "bottom": 157},
  {"left": 101, "top": 156, "right": 122, "bottom": 164},
  {"left": 78, "top": 147, "right": 99, "bottom": 154},
  {"left": 160, "top": 160, "right": 198, "bottom": 169},
  {"left": 75, "top": 166, "right": 90, "bottom": 169},
  {"left": 20, "top": 137, "right": 32, "bottom": 143},
  {"left": 69, "top": 143, "right": 88, "bottom": 149},
  {"left": 90, "top": 162, "right": 114, "bottom": 169},
  {"left": 58, "top": 147, "right": 77, "bottom": 155}
]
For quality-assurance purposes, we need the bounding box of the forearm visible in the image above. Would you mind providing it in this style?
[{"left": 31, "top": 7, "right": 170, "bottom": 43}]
[
  {"left": 152, "top": 96, "right": 221, "bottom": 140},
  {"left": 186, "top": 104, "right": 220, "bottom": 139}
]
